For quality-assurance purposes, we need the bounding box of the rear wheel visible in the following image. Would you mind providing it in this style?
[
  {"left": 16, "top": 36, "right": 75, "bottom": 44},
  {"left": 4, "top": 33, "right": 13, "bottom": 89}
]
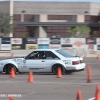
[
  {"left": 65, "top": 70, "right": 73, "bottom": 74},
  {"left": 4, "top": 64, "right": 16, "bottom": 74},
  {"left": 18, "top": 72, "right": 25, "bottom": 74},
  {"left": 52, "top": 65, "right": 65, "bottom": 75}
]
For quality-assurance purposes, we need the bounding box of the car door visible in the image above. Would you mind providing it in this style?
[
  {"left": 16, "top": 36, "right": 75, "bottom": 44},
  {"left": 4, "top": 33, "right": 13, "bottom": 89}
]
[
  {"left": 23, "top": 51, "right": 47, "bottom": 72},
  {"left": 44, "top": 51, "right": 60, "bottom": 72}
]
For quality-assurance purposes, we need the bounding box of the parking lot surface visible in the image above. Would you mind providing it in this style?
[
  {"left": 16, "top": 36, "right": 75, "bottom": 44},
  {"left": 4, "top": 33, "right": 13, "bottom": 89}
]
[{"left": 0, "top": 58, "right": 99, "bottom": 100}]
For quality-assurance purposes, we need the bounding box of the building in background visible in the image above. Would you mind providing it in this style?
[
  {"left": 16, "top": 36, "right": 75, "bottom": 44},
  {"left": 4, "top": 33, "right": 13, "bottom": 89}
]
[{"left": 0, "top": 1, "right": 100, "bottom": 37}]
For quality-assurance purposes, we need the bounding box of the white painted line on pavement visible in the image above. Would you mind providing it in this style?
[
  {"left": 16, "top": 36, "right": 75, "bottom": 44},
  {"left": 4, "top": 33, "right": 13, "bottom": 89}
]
[
  {"left": 0, "top": 81, "right": 26, "bottom": 83},
  {"left": 0, "top": 80, "right": 99, "bottom": 85},
  {"left": 33, "top": 82, "right": 100, "bottom": 85},
  {"left": 0, "top": 80, "right": 91, "bottom": 85},
  {"left": 88, "top": 97, "right": 95, "bottom": 100},
  {"left": 22, "top": 92, "right": 35, "bottom": 97}
]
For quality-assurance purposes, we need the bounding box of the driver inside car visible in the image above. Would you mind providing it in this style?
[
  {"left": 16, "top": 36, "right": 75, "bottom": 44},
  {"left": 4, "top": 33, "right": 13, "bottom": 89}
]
[
  {"left": 38, "top": 52, "right": 45, "bottom": 59},
  {"left": 34, "top": 54, "right": 38, "bottom": 59}
]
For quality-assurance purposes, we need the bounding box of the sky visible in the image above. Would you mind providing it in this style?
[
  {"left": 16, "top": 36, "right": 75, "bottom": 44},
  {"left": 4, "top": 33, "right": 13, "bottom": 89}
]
[{"left": 0, "top": 0, "right": 100, "bottom": 2}]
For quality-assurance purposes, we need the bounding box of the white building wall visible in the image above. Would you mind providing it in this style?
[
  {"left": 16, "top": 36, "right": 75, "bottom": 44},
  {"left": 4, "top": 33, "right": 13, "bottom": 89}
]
[
  {"left": 39, "top": 14, "right": 48, "bottom": 22},
  {"left": 34, "top": 14, "right": 47, "bottom": 37},
  {"left": 39, "top": 26, "right": 47, "bottom": 37},
  {"left": 76, "top": 15, "right": 85, "bottom": 22}
]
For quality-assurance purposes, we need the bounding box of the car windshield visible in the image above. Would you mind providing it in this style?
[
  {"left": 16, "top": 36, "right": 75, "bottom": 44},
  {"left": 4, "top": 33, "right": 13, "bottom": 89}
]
[{"left": 56, "top": 49, "right": 74, "bottom": 57}]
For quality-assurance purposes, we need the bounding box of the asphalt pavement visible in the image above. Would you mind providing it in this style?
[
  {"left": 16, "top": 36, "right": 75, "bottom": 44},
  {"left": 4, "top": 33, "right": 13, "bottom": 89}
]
[{"left": 0, "top": 58, "right": 99, "bottom": 100}]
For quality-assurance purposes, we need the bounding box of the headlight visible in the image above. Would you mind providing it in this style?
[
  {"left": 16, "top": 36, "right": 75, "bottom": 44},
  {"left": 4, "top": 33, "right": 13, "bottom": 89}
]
[{"left": 0, "top": 63, "right": 3, "bottom": 65}]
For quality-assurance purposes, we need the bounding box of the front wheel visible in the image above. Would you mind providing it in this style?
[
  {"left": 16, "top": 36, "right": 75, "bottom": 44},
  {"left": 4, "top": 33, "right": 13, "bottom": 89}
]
[
  {"left": 4, "top": 65, "right": 16, "bottom": 74},
  {"left": 18, "top": 72, "right": 25, "bottom": 74}
]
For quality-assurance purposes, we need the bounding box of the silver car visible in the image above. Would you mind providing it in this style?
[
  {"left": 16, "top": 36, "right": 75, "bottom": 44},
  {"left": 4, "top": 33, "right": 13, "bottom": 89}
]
[{"left": 0, "top": 49, "right": 86, "bottom": 74}]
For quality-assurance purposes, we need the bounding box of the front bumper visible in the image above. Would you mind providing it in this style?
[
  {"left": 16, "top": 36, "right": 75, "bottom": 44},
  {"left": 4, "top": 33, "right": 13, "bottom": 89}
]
[{"left": 0, "top": 67, "right": 3, "bottom": 72}]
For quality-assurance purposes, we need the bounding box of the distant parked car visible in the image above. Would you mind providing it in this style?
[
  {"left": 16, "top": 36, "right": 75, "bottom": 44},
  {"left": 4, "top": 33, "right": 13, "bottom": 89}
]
[{"left": 0, "top": 49, "right": 86, "bottom": 74}]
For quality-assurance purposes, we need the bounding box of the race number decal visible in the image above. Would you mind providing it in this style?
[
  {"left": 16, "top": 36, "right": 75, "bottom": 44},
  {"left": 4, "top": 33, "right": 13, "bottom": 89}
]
[
  {"left": 23, "top": 60, "right": 26, "bottom": 67},
  {"left": 23, "top": 60, "right": 26, "bottom": 63}
]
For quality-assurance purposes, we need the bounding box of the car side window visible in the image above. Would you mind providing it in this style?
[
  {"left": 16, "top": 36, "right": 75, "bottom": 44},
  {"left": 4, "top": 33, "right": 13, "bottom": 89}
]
[
  {"left": 25, "top": 51, "right": 46, "bottom": 60},
  {"left": 37, "top": 51, "right": 46, "bottom": 59},
  {"left": 25, "top": 51, "right": 39, "bottom": 59},
  {"left": 45, "top": 51, "right": 60, "bottom": 59}
]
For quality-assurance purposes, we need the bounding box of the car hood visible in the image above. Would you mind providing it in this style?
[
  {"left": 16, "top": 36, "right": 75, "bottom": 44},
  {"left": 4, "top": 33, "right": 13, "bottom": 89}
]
[{"left": 0, "top": 57, "right": 24, "bottom": 62}]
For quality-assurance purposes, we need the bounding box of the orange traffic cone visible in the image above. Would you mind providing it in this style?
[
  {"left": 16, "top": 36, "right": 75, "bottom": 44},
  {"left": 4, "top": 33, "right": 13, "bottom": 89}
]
[
  {"left": 9, "top": 95, "right": 13, "bottom": 100},
  {"left": 28, "top": 71, "right": 34, "bottom": 83},
  {"left": 95, "top": 85, "right": 100, "bottom": 100},
  {"left": 57, "top": 67, "right": 62, "bottom": 78},
  {"left": 97, "top": 55, "right": 100, "bottom": 60},
  {"left": 10, "top": 68, "right": 15, "bottom": 78},
  {"left": 87, "top": 65, "right": 92, "bottom": 83},
  {"left": 76, "top": 90, "right": 82, "bottom": 100}
]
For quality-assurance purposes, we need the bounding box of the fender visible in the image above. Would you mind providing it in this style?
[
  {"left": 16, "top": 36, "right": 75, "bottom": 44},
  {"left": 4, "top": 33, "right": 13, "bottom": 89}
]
[
  {"left": 3, "top": 61, "right": 18, "bottom": 69},
  {"left": 51, "top": 61, "right": 65, "bottom": 68}
]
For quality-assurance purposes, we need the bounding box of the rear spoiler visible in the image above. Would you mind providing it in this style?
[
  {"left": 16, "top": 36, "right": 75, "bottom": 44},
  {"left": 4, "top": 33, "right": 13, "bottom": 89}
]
[{"left": 75, "top": 56, "right": 83, "bottom": 58}]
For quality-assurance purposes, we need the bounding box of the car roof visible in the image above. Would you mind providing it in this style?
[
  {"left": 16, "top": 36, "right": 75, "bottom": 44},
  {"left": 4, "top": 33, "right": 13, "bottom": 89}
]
[{"left": 33, "top": 49, "right": 59, "bottom": 52}]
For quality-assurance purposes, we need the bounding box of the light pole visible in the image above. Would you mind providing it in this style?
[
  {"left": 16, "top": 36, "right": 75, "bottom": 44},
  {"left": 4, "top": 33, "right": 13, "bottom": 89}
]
[{"left": 9, "top": 0, "right": 13, "bottom": 37}]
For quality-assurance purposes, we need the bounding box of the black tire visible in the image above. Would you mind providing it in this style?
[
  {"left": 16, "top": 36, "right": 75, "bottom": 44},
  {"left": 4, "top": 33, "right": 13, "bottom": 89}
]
[
  {"left": 18, "top": 72, "right": 25, "bottom": 74},
  {"left": 65, "top": 70, "right": 73, "bottom": 74},
  {"left": 4, "top": 64, "right": 16, "bottom": 74},
  {"left": 52, "top": 64, "right": 65, "bottom": 75}
]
